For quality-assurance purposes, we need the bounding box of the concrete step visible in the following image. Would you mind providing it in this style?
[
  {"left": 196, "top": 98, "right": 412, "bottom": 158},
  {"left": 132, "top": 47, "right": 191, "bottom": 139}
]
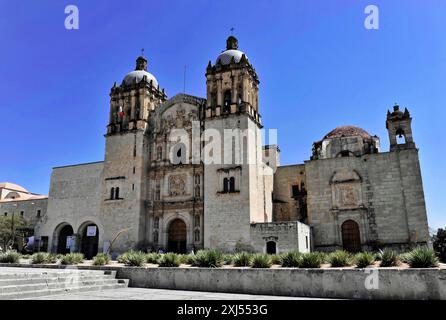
[
  {"left": 0, "top": 268, "right": 128, "bottom": 300},
  {"left": 0, "top": 278, "right": 127, "bottom": 294},
  {"left": 0, "top": 274, "right": 116, "bottom": 286},
  {"left": 1, "top": 282, "right": 129, "bottom": 300},
  {"left": 0, "top": 270, "right": 116, "bottom": 280}
]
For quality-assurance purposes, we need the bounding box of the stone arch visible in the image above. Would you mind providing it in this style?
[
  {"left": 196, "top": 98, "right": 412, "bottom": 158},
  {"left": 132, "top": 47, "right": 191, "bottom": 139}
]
[
  {"left": 53, "top": 222, "right": 74, "bottom": 254},
  {"left": 336, "top": 150, "right": 355, "bottom": 158},
  {"left": 167, "top": 218, "right": 187, "bottom": 253},
  {"left": 330, "top": 169, "right": 362, "bottom": 184},
  {"left": 341, "top": 219, "right": 361, "bottom": 252},
  {"left": 395, "top": 128, "right": 406, "bottom": 144},
  {"left": 77, "top": 221, "right": 99, "bottom": 259},
  {"left": 223, "top": 90, "right": 231, "bottom": 113},
  {"left": 163, "top": 213, "right": 192, "bottom": 250}
]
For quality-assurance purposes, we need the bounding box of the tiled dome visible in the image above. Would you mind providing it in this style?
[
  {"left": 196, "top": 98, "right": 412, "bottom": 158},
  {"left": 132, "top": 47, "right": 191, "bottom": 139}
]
[{"left": 323, "top": 125, "right": 371, "bottom": 140}]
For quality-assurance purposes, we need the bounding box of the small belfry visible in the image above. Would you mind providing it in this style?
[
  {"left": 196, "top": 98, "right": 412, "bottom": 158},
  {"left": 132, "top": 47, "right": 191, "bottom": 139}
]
[
  {"left": 205, "top": 35, "right": 261, "bottom": 125},
  {"left": 107, "top": 55, "right": 167, "bottom": 135},
  {"left": 386, "top": 104, "right": 416, "bottom": 151}
]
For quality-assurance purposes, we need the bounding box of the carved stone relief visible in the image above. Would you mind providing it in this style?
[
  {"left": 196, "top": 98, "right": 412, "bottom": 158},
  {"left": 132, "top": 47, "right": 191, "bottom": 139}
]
[{"left": 168, "top": 174, "right": 187, "bottom": 197}]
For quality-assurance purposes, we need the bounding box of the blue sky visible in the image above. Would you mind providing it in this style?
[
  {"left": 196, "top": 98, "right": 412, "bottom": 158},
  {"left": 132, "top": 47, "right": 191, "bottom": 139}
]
[{"left": 0, "top": 0, "right": 445, "bottom": 230}]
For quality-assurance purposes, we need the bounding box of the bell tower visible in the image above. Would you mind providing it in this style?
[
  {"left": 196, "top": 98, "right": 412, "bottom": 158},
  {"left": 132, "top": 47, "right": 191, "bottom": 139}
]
[
  {"left": 100, "top": 55, "right": 167, "bottom": 253},
  {"left": 203, "top": 36, "right": 272, "bottom": 252},
  {"left": 386, "top": 104, "right": 416, "bottom": 151},
  {"left": 205, "top": 36, "right": 260, "bottom": 122},
  {"left": 107, "top": 55, "right": 166, "bottom": 135}
]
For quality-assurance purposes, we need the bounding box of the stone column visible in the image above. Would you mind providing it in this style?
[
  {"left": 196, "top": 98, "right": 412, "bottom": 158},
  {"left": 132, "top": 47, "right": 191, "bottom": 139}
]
[{"left": 217, "top": 78, "right": 223, "bottom": 106}]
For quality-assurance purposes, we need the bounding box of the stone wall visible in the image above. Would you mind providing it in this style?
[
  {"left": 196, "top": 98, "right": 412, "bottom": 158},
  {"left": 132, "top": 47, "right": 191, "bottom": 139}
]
[
  {"left": 273, "top": 164, "right": 306, "bottom": 222},
  {"left": 2, "top": 264, "right": 445, "bottom": 300},
  {"left": 114, "top": 267, "right": 446, "bottom": 300},
  {"left": 250, "top": 221, "right": 310, "bottom": 253},
  {"left": 0, "top": 198, "right": 47, "bottom": 231},
  {"left": 305, "top": 148, "right": 429, "bottom": 251},
  {"left": 36, "top": 162, "right": 104, "bottom": 253}
]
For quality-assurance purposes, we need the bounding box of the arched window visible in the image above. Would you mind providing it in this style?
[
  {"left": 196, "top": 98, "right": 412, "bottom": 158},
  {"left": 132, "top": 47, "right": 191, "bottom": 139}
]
[
  {"left": 110, "top": 187, "right": 115, "bottom": 200},
  {"left": 195, "top": 185, "right": 200, "bottom": 198},
  {"left": 223, "top": 90, "right": 231, "bottom": 113},
  {"left": 115, "top": 187, "right": 120, "bottom": 199},
  {"left": 194, "top": 229, "right": 200, "bottom": 242},
  {"left": 154, "top": 217, "right": 159, "bottom": 229},
  {"left": 157, "top": 146, "right": 162, "bottom": 160},
  {"left": 229, "top": 177, "right": 235, "bottom": 192},
  {"left": 223, "top": 178, "right": 229, "bottom": 193}
]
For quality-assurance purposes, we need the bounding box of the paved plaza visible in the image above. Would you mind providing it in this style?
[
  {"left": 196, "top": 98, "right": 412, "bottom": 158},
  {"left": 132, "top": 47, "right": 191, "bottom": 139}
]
[{"left": 29, "top": 287, "right": 320, "bottom": 300}]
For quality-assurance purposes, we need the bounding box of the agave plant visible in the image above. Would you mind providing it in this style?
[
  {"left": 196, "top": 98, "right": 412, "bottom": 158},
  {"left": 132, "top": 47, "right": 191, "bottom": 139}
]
[
  {"left": 233, "top": 252, "right": 253, "bottom": 267},
  {"left": 378, "top": 249, "right": 399, "bottom": 267},
  {"left": 299, "top": 252, "right": 323, "bottom": 268},
  {"left": 252, "top": 254, "right": 272, "bottom": 268},
  {"left": 354, "top": 252, "right": 375, "bottom": 268},
  {"left": 92, "top": 253, "right": 111, "bottom": 266},
  {"left": 328, "top": 250, "right": 353, "bottom": 267},
  {"left": 145, "top": 252, "right": 161, "bottom": 264},
  {"left": 45, "top": 253, "right": 58, "bottom": 264},
  {"left": 125, "top": 251, "right": 146, "bottom": 266},
  {"left": 192, "top": 250, "right": 224, "bottom": 268},
  {"left": 61, "top": 253, "right": 84, "bottom": 265},
  {"left": 223, "top": 254, "right": 233, "bottom": 265},
  {"left": 31, "top": 252, "right": 47, "bottom": 264},
  {"left": 117, "top": 251, "right": 130, "bottom": 264},
  {"left": 158, "top": 253, "right": 181, "bottom": 267},
  {"left": 0, "top": 251, "right": 20, "bottom": 263},
  {"left": 281, "top": 252, "right": 301, "bottom": 268},
  {"left": 406, "top": 247, "right": 438, "bottom": 268},
  {"left": 270, "top": 254, "right": 284, "bottom": 265}
]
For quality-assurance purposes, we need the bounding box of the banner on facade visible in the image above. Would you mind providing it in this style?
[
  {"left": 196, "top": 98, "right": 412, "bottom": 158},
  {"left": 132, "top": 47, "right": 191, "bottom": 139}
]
[
  {"left": 66, "top": 236, "right": 72, "bottom": 249},
  {"left": 87, "top": 226, "right": 97, "bottom": 237}
]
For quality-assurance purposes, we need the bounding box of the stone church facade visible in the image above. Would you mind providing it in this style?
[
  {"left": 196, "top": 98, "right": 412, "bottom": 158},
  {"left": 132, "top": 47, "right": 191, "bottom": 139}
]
[{"left": 19, "top": 35, "right": 428, "bottom": 257}]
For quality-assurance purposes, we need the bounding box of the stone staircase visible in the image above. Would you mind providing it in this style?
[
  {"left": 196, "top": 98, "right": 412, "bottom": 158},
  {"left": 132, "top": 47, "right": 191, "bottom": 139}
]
[{"left": 0, "top": 267, "right": 128, "bottom": 300}]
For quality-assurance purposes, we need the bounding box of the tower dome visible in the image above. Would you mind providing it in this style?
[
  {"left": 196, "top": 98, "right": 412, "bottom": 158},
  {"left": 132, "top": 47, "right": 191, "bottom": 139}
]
[
  {"left": 122, "top": 55, "right": 159, "bottom": 87},
  {"left": 323, "top": 125, "right": 372, "bottom": 140},
  {"left": 215, "top": 36, "right": 249, "bottom": 65}
]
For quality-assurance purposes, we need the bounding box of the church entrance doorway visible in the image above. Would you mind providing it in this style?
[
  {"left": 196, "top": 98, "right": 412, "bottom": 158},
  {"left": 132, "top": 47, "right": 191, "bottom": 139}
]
[
  {"left": 168, "top": 219, "right": 187, "bottom": 253},
  {"left": 56, "top": 224, "right": 73, "bottom": 254},
  {"left": 79, "top": 223, "right": 99, "bottom": 259},
  {"left": 342, "top": 220, "right": 361, "bottom": 252},
  {"left": 266, "top": 241, "right": 276, "bottom": 254}
]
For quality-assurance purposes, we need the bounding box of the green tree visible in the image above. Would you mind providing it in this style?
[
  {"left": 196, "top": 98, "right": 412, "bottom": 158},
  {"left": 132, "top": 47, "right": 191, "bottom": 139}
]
[
  {"left": 0, "top": 215, "right": 26, "bottom": 250},
  {"left": 433, "top": 228, "right": 446, "bottom": 263}
]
